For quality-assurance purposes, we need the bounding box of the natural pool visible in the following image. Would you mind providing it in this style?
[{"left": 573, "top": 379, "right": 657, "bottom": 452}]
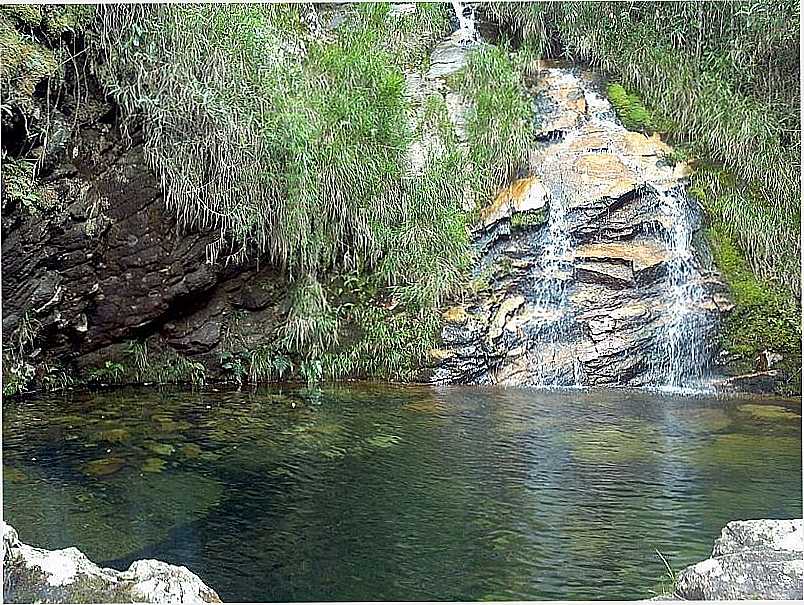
[{"left": 3, "top": 385, "right": 802, "bottom": 601}]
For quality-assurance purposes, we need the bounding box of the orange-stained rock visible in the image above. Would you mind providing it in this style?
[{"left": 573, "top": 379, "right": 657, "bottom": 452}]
[
  {"left": 427, "top": 348, "right": 455, "bottom": 362},
  {"left": 480, "top": 176, "right": 548, "bottom": 228},
  {"left": 620, "top": 131, "right": 672, "bottom": 158},
  {"left": 573, "top": 153, "right": 637, "bottom": 199},
  {"left": 442, "top": 306, "right": 469, "bottom": 324},
  {"left": 575, "top": 241, "right": 668, "bottom": 272}
]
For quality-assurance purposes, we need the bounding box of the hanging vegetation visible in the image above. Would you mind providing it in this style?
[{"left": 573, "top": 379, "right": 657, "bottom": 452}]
[{"left": 89, "top": 3, "right": 483, "bottom": 380}]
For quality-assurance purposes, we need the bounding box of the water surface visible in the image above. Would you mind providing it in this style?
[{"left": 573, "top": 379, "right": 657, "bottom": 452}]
[{"left": 3, "top": 385, "right": 801, "bottom": 601}]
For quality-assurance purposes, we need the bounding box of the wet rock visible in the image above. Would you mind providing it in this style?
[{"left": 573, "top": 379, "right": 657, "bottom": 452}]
[
  {"left": 432, "top": 66, "right": 730, "bottom": 387},
  {"left": 575, "top": 241, "right": 667, "bottom": 274},
  {"left": 533, "top": 70, "right": 587, "bottom": 137},
  {"left": 479, "top": 176, "right": 548, "bottom": 229},
  {"left": 426, "top": 30, "right": 480, "bottom": 79},
  {"left": 574, "top": 261, "right": 634, "bottom": 289},
  {"left": 2, "top": 522, "right": 221, "bottom": 603},
  {"left": 674, "top": 519, "right": 804, "bottom": 600},
  {"left": 713, "top": 371, "right": 783, "bottom": 395},
  {"left": 443, "top": 306, "right": 470, "bottom": 324},
  {"left": 1, "top": 51, "right": 293, "bottom": 388}
]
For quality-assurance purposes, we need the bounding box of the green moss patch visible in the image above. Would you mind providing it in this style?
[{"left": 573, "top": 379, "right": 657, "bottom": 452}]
[
  {"left": 511, "top": 208, "right": 547, "bottom": 230},
  {"left": 706, "top": 225, "right": 801, "bottom": 395},
  {"left": 605, "top": 83, "right": 670, "bottom": 133}
]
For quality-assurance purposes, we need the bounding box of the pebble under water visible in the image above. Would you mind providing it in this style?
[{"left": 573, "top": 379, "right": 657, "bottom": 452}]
[{"left": 3, "top": 385, "right": 802, "bottom": 601}]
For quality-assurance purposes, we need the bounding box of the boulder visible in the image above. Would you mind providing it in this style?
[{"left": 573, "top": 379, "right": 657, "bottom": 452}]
[
  {"left": 674, "top": 519, "right": 804, "bottom": 600},
  {"left": 426, "top": 30, "right": 480, "bottom": 79},
  {"left": 2, "top": 522, "right": 221, "bottom": 604}
]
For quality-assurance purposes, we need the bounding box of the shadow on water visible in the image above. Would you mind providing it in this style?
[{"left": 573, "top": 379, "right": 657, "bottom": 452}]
[{"left": 3, "top": 385, "right": 802, "bottom": 601}]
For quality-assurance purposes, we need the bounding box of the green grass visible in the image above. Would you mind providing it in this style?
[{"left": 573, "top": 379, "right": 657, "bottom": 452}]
[
  {"left": 483, "top": 1, "right": 800, "bottom": 294},
  {"left": 3, "top": 5, "right": 538, "bottom": 388},
  {"left": 453, "top": 43, "right": 534, "bottom": 202},
  {"left": 122, "top": 341, "right": 207, "bottom": 387},
  {"left": 706, "top": 224, "right": 801, "bottom": 394},
  {"left": 2, "top": 312, "right": 41, "bottom": 396}
]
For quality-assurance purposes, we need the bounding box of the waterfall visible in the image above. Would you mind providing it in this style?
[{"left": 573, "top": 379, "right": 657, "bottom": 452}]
[
  {"left": 654, "top": 186, "right": 709, "bottom": 389},
  {"left": 527, "top": 166, "right": 577, "bottom": 386},
  {"left": 577, "top": 77, "right": 711, "bottom": 389},
  {"left": 524, "top": 70, "right": 710, "bottom": 390},
  {"left": 451, "top": 1, "right": 477, "bottom": 42},
  {"left": 433, "top": 62, "right": 718, "bottom": 390}
]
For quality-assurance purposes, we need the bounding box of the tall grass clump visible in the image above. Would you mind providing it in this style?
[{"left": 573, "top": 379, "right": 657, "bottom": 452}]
[
  {"left": 483, "top": 1, "right": 800, "bottom": 295},
  {"left": 91, "top": 3, "right": 473, "bottom": 379},
  {"left": 453, "top": 43, "right": 534, "bottom": 201}
]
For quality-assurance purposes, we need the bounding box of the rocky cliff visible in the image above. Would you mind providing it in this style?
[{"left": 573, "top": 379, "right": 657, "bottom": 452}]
[
  {"left": 0, "top": 6, "right": 794, "bottom": 394},
  {"left": 1, "top": 83, "right": 289, "bottom": 389},
  {"left": 428, "top": 66, "right": 731, "bottom": 388}
]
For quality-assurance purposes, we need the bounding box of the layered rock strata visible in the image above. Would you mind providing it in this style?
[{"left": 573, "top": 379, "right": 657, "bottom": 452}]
[{"left": 430, "top": 67, "right": 730, "bottom": 387}]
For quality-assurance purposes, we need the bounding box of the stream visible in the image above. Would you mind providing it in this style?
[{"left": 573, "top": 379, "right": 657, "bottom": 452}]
[{"left": 3, "top": 385, "right": 801, "bottom": 601}]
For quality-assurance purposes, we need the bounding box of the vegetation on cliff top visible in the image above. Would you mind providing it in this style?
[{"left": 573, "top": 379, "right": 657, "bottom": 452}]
[
  {"left": 484, "top": 0, "right": 800, "bottom": 296},
  {"left": 453, "top": 43, "right": 533, "bottom": 200},
  {"left": 3, "top": 3, "right": 537, "bottom": 390}
]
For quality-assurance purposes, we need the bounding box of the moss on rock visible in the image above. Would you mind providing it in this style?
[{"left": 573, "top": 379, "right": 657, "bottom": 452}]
[
  {"left": 605, "top": 83, "right": 670, "bottom": 133},
  {"left": 706, "top": 225, "right": 801, "bottom": 395}
]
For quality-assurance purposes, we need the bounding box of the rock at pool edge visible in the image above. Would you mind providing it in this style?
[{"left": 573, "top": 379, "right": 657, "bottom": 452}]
[
  {"left": 2, "top": 521, "right": 221, "bottom": 603},
  {"left": 674, "top": 518, "right": 804, "bottom": 600}
]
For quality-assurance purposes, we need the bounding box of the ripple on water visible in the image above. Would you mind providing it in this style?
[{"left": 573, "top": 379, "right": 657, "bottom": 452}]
[{"left": 2, "top": 386, "right": 801, "bottom": 601}]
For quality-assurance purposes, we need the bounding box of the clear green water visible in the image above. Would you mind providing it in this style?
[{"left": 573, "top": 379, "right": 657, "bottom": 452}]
[{"left": 3, "top": 385, "right": 801, "bottom": 601}]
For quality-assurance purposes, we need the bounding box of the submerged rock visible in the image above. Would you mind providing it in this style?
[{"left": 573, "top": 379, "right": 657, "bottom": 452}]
[
  {"left": 82, "top": 457, "right": 125, "bottom": 478},
  {"left": 674, "top": 519, "right": 804, "bottom": 600},
  {"left": 2, "top": 522, "right": 220, "bottom": 603}
]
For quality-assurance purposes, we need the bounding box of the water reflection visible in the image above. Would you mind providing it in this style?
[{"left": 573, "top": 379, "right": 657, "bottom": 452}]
[{"left": 3, "top": 385, "right": 801, "bottom": 601}]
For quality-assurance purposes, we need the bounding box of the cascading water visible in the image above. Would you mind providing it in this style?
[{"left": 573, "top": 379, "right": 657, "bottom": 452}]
[
  {"left": 571, "top": 74, "right": 711, "bottom": 389},
  {"left": 653, "top": 186, "right": 709, "bottom": 389},
  {"left": 450, "top": 1, "right": 477, "bottom": 42},
  {"left": 524, "top": 69, "right": 711, "bottom": 389},
  {"left": 431, "top": 58, "right": 720, "bottom": 389},
  {"left": 527, "top": 166, "right": 577, "bottom": 386}
]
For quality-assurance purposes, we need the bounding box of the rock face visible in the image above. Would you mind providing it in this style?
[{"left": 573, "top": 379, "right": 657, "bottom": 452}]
[
  {"left": 674, "top": 519, "right": 804, "bottom": 600},
  {"left": 429, "top": 66, "right": 730, "bottom": 388},
  {"left": 0, "top": 12, "right": 742, "bottom": 391},
  {"left": 0, "top": 47, "right": 288, "bottom": 388},
  {"left": 2, "top": 522, "right": 220, "bottom": 603}
]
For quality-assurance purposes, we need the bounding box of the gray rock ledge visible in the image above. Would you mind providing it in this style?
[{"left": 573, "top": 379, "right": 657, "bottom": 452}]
[
  {"left": 2, "top": 522, "right": 221, "bottom": 603},
  {"left": 673, "top": 518, "right": 803, "bottom": 600}
]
